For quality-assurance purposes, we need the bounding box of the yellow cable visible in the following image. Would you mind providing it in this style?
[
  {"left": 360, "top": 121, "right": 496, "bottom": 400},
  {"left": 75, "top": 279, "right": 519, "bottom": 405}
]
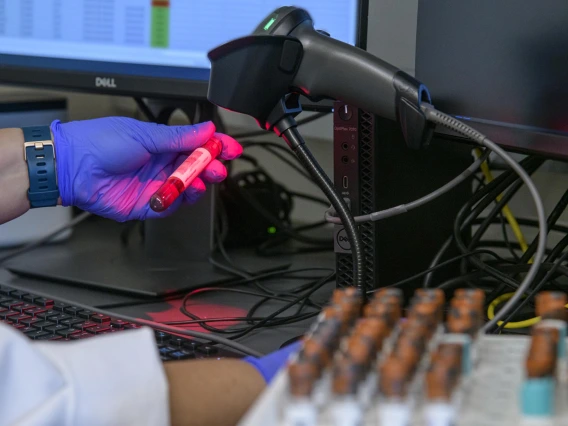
[
  {"left": 487, "top": 293, "right": 541, "bottom": 329},
  {"left": 475, "top": 148, "right": 530, "bottom": 255},
  {"left": 474, "top": 149, "right": 541, "bottom": 329}
]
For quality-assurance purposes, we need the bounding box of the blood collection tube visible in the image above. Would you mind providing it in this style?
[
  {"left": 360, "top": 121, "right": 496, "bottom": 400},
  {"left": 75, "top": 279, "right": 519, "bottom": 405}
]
[
  {"left": 289, "top": 360, "right": 320, "bottom": 397},
  {"left": 379, "top": 355, "right": 412, "bottom": 398},
  {"left": 149, "top": 137, "right": 222, "bottom": 212}
]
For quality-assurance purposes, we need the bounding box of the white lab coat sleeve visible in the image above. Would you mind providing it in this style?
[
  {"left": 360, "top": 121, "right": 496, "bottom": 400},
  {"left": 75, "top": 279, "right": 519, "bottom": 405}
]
[{"left": 0, "top": 323, "right": 170, "bottom": 426}]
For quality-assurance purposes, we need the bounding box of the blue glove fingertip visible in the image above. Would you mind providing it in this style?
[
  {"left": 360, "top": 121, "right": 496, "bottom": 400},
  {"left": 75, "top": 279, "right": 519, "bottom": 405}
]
[{"left": 243, "top": 341, "right": 302, "bottom": 384}]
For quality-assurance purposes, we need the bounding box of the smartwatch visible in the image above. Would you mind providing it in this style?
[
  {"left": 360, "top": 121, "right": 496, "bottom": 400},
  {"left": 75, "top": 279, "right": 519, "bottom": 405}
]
[{"left": 22, "top": 126, "right": 60, "bottom": 208}]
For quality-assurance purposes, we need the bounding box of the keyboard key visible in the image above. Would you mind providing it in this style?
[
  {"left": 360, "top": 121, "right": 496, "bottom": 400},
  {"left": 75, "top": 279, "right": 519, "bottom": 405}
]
[
  {"left": 98, "top": 329, "right": 121, "bottom": 335},
  {"left": 49, "top": 314, "right": 73, "bottom": 324},
  {"left": 22, "top": 294, "right": 39, "bottom": 303},
  {"left": 169, "top": 337, "right": 187, "bottom": 347},
  {"left": 0, "top": 297, "right": 16, "bottom": 305},
  {"left": 45, "top": 324, "right": 69, "bottom": 333},
  {"left": 9, "top": 314, "right": 32, "bottom": 324},
  {"left": 155, "top": 331, "right": 171, "bottom": 343},
  {"left": 196, "top": 345, "right": 218, "bottom": 355},
  {"left": 0, "top": 311, "right": 19, "bottom": 320},
  {"left": 20, "top": 327, "right": 35, "bottom": 333},
  {"left": 11, "top": 323, "right": 26, "bottom": 330},
  {"left": 20, "top": 317, "right": 43, "bottom": 327},
  {"left": 70, "top": 332, "right": 95, "bottom": 340},
  {"left": 60, "top": 318, "right": 85, "bottom": 328},
  {"left": 91, "top": 314, "right": 111, "bottom": 323},
  {"left": 160, "top": 355, "right": 172, "bottom": 361},
  {"left": 0, "top": 307, "right": 8, "bottom": 314},
  {"left": 183, "top": 341, "right": 201, "bottom": 351},
  {"left": 87, "top": 325, "right": 111, "bottom": 334},
  {"left": 52, "top": 302, "right": 69, "bottom": 312},
  {"left": 15, "top": 303, "right": 36, "bottom": 313},
  {"left": 74, "top": 321, "right": 97, "bottom": 331},
  {"left": 24, "top": 329, "right": 52, "bottom": 340},
  {"left": 159, "top": 346, "right": 175, "bottom": 356},
  {"left": 23, "top": 307, "right": 48, "bottom": 316},
  {"left": 36, "top": 334, "right": 62, "bottom": 341},
  {"left": 0, "top": 300, "right": 22, "bottom": 309},
  {"left": 34, "top": 297, "right": 55, "bottom": 307},
  {"left": 64, "top": 306, "right": 83, "bottom": 316},
  {"left": 123, "top": 323, "right": 141, "bottom": 330},
  {"left": 36, "top": 310, "right": 59, "bottom": 320},
  {"left": 77, "top": 310, "right": 95, "bottom": 319},
  {"left": 56, "top": 329, "right": 81, "bottom": 338},
  {"left": 8, "top": 290, "right": 29, "bottom": 299},
  {"left": 111, "top": 319, "right": 129, "bottom": 328},
  {"left": 0, "top": 287, "right": 11, "bottom": 296},
  {"left": 32, "top": 321, "right": 56, "bottom": 330},
  {"left": 169, "top": 350, "right": 196, "bottom": 360}
]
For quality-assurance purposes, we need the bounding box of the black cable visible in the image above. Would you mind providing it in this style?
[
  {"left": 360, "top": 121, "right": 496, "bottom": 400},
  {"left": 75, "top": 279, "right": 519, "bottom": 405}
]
[
  {"left": 164, "top": 316, "right": 311, "bottom": 326},
  {"left": 233, "top": 112, "right": 328, "bottom": 139},
  {"left": 369, "top": 249, "right": 516, "bottom": 292},
  {"left": 180, "top": 272, "right": 333, "bottom": 337},
  {"left": 423, "top": 156, "right": 542, "bottom": 288},
  {"left": 476, "top": 241, "right": 554, "bottom": 257},
  {"left": 283, "top": 128, "right": 364, "bottom": 295},
  {"left": 518, "top": 188, "right": 568, "bottom": 264},
  {"left": 454, "top": 202, "right": 522, "bottom": 291},
  {"left": 468, "top": 179, "right": 527, "bottom": 252},
  {"left": 494, "top": 251, "right": 568, "bottom": 333},
  {"left": 0, "top": 211, "right": 92, "bottom": 265},
  {"left": 451, "top": 158, "right": 545, "bottom": 291},
  {"left": 547, "top": 234, "right": 568, "bottom": 263},
  {"left": 218, "top": 270, "right": 335, "bottom": 341},
  {"left": 435, "top": 262, "right": 568, "bottom": 291},
  {"left": 499, "top": 211, "right": 521, "bottom": 261}
]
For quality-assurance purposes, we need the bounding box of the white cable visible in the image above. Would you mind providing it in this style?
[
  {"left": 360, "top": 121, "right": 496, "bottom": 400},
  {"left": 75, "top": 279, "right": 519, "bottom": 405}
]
[{"left": 325, "top": 150, "right": 489, "bottom": 224}]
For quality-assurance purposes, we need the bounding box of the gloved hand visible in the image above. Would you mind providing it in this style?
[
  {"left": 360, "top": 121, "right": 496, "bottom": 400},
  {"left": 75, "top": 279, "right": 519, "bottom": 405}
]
[
  {"left": 243, "top": 341, "right": 302, "bottom": 383},
  {"left": 51, "top": 117, "right": 242, "bottom": 221}
]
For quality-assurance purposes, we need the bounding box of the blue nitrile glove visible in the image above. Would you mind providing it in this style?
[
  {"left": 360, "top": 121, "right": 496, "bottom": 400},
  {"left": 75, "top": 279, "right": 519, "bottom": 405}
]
[
  {"left": 243, "top": 341, "right": 302, "bottom": 383},
  {"left": 51, "top": 117, "right": 242, "bottom": 222}
]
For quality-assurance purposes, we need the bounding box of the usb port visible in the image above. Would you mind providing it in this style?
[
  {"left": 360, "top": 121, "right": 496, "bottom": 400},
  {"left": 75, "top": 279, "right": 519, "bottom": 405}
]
[{"left": 342, "top": 176, "right": 348, "bottom": 188}]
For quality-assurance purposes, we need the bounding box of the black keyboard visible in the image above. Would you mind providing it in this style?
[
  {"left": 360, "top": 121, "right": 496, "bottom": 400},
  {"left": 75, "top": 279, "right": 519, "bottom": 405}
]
[{"left": 0, "top": 284, "right": 242, "bottom": 361}]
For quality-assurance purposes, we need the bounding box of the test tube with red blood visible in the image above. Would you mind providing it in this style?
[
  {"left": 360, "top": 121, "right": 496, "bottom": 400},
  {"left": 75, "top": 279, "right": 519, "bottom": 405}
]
[{"left": 150, "top": 137, "right": 222, "bottom": 212}]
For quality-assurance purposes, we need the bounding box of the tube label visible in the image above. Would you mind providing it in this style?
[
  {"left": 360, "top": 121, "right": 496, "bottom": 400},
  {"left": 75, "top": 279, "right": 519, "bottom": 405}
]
[{"left": 171, "top": 147, "right": 212, "bottom": 187}]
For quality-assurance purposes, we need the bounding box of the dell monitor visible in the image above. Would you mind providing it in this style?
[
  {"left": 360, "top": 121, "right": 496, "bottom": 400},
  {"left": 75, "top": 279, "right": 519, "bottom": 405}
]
[
  {"left": 0, "top": 0, "right": 366, "bottom": 107},
  {"left": 416, "top": 0, "right": 568, "bottom": 159}
]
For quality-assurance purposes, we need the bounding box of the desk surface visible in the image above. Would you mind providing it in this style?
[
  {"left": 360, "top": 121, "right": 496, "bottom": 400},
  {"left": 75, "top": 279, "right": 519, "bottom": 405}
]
[{"left": 0, "top": 217, "right": 335, "bottom": 355}]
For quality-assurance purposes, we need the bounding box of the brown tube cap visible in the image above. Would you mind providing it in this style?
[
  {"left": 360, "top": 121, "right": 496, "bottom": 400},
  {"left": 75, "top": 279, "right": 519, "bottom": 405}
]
[
  {"left": 536, "top": 291, "right": 568, "bottom": 321},
  {"left": 447, "top": 305, "right": 481, "bottom": 336}
]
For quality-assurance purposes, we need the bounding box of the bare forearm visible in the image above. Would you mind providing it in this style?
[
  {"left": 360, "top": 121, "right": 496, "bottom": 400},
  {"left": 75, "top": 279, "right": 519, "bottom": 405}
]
[
  {"left": 165, "top": 359, "right": 265, "bottom": 426},
  {"left": 0, "top": 129, "right": 29, "bottom": 224}
]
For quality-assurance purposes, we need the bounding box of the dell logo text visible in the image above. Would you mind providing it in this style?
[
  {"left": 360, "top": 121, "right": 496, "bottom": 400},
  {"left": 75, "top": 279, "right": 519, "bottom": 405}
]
[{"left": 95, "top": 77, "right": 117, "bottom": 88}]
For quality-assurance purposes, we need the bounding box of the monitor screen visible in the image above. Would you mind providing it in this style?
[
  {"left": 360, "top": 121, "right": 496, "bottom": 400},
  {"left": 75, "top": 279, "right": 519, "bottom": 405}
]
[
  {"left": 416, "top": 0, "right": 568, "bottom": 158},
  {"left": 0, "top": 0, "right": 363, "bottom": 101}
]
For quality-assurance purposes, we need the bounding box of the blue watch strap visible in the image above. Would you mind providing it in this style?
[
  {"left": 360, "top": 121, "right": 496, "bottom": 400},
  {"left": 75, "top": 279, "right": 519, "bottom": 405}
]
[{"left": 23, "top": 126, "right": 60, "bottom": 208}]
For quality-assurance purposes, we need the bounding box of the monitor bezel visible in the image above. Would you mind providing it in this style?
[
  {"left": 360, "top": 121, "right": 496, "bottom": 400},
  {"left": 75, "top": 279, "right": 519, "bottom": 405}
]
[{"left": 0, "top": 1, "right": 369, "bottom": 107}]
